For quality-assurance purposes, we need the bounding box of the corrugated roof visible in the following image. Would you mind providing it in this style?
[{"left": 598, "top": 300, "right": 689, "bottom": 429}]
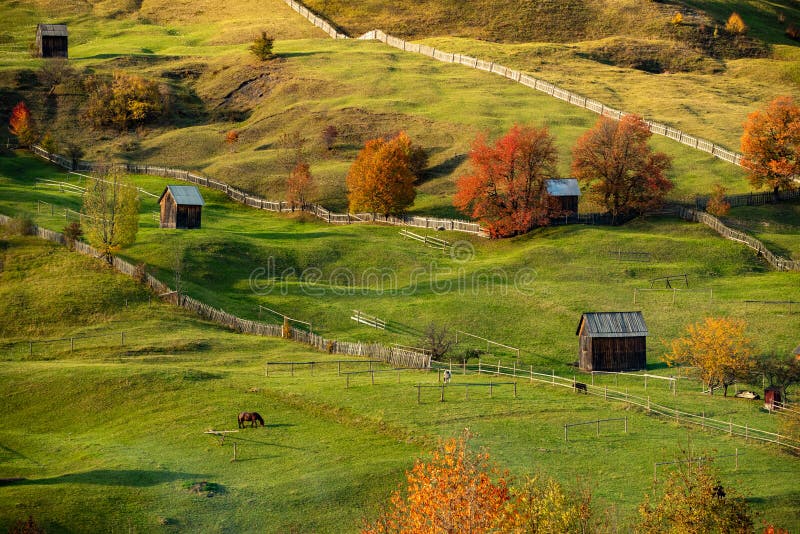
[
  {"left": 545, "top": 178, "right": 580, "bottom": 197},
  {"left": 160, "top": 185, "right": 205, "bottom": 206},
  {"left": 37, "top": 24, "right": 68, "bottom": 37},
  {"left": 576, "top": 312, "right": 648, "bottom": 337}
]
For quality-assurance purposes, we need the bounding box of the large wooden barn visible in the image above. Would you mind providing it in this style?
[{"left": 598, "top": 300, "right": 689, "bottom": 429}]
[
  {"left": 545, "top": 178, "right": 580, "bottom": 213},
  {"left": 35, "top": 24, "right": 68, "bottom": 58},
  {"left": 159, "top": 185, "right": 205, "bottom": 229},
  {"left": 576, "top": 311, "right": 648, "bottom": 372}
]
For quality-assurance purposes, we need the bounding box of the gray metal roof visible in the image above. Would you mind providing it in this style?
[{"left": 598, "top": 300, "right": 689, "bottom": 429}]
[
  {"left": 577, "top": 312, "right": 648, "bottom": 337},
  {"left": 37, "top": 24, "right": 68, "bottom": 37},
  {"left": 160, "top": 185, "right": 205, "bottom": 206},
  {"left": 546, "top": 179, "right": 580, "bottom": 197}
]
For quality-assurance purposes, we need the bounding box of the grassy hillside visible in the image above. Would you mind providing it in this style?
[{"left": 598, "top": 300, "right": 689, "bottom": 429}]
[
  {"left": 2, "top": 152, "right": 797, "bottom": 368},
  {"left": 1, "top": 233, "right": 799, "bottom": 532},
  {"left": 3, "top": 0, "right": 793, "bottom": 217}
]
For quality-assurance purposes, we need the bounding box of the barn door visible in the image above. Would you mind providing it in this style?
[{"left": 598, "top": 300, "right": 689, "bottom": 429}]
[
  {"left": 579, "top": 335, "right": 590, "bottom": 368},
  {"left": 176, "top": 209, "right": 188, "bottom": 228}
]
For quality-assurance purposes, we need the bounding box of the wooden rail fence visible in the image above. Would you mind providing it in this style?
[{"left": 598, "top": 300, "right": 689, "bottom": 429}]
[
  {"left": 0, "top": 213, "right": 431, "bottom": 369},
  {"left": 277, "top": 0, "right": 745, "bottom": 166},
  {"left": 678, "top": 207, "right": 800, "bottom": 271}
]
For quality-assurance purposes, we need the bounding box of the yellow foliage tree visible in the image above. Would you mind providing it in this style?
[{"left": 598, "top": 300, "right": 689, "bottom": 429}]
[
  {"left": 671, "top": 12, "right": 683, "bottom": 25},
  {"left": 82, "top": 171, "right": 140, "bottom": 263},
  {"left": 664, "top": 317, "right": 754, "bottom": 396},
  {"left": 725, "top": 12, "right": 747, "bottom": 34}
]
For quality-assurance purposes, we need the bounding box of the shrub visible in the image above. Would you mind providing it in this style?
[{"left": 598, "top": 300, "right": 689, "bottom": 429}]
[
  {"left": 133, "top": 262, "right": 147, "bottom": 283},
  {"left": 225, "top": 130, "right": 239, "bottom": 152},
  {"left": 671, "top": 12, "right": 683, "bottom": 25},
  {"left": 786, "top": 24, "right": 800, "bottom": 41},
  {"left": 706, "top": 184, "right": 730, "bottom": 217},
  {"left": 40, "top": 131, "right": 58, "bottom": 154},
  {"left": 725, "top": 12, "right": 747, "bottom": 34},
  {"left": 8, "top": 516, "right": 45, "bottom": 534},
  {"left": 249, "top": 31, "right": 275, "bottom": 61},
  {"left": 7, "top": 215, "right": 35, "bottom": 236},
  {"left": 321, "top": 125, "right": 338, "bottom": 151},
  {"left": 63, "top": 221, "right": 83, "bottom": 249},
  {"left": 85, "top": 71, "right": 165, "bottom": 130}
]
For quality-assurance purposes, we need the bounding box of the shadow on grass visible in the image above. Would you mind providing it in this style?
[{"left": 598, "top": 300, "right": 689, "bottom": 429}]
[{"left": 0, "top": 469, "right": 209, "bottom": 487}]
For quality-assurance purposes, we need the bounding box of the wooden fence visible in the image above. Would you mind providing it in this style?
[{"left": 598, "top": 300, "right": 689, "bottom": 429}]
[
  {"left": 28, "top": 145, "right": 486, "bottom": 237},
  {"left": 678, "top": 207, "right": 800, "bottom": 271},
  {"left": 276, "top": 0, "right": 744, "bottom": 167},
  {"left": 431, "top": 358, "right": 800, "bottom": 452},
  {"left": 0, "top": 213, "right": 431, "bottom": 369}
]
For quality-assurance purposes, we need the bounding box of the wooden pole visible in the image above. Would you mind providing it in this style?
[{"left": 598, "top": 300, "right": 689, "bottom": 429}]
[
  {"left": 417, "top": 385, "right": 421, "bottom": 404},
  {"left": 564, "top": 424, "right": 568, "bottom": 442},
  {"left": 440, "top": 384, "right": 445, "bottom": 402},
  {"left": 232, "top": 442, "right": 237, "bottom": 462},
  {"left": 489, "top": 382, "right": 493, "bottom": 398}
]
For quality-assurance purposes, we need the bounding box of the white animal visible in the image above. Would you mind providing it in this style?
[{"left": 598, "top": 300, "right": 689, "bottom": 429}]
[{"left": 443, "top": 369, "right": 452, "bottom": 384}]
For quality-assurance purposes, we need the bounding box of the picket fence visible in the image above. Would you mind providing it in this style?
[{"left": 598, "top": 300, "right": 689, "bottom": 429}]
[
  {"left": 277, "top": 0, "right": 743, "bottom": 166},
  {"left": 28, "top": 146, "right": 486, "bottom": 236},
  {"left": 678, "top": 208, "right": 800, "bottom": 272},
  {"left": 0, "top": 213, "right": 431, "bottom": 369}
]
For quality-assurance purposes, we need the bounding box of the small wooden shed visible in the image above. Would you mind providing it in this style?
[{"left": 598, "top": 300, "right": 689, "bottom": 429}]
[
  {"left": 35, "top": 24, "right": 68, "bottom": 58},
  {"left": 545, "top": 178, "right": 580, "bottom": 214},
  {"left": 159, "top": 185, "right": 205, "bottom": 229},
  {"left": 576, "top": 311, "right": 648, "bottom": 372},
  {"left": 764, "top": 387, "right": 783, "bottom": 411}
]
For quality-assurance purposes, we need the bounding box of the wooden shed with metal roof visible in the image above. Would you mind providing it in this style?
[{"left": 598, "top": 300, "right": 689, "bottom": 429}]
[
  {"left": 159, "top": 185, "right": 205, "bottom": 229},
  {"left": 545, "top": 178, "right": 580, "bottom": 214},
  {"left": 35, "top": 24, "right": 68, "bottom": 58},
  {"left": 576, "top": 311, "right": 648, "bottom": 372}
]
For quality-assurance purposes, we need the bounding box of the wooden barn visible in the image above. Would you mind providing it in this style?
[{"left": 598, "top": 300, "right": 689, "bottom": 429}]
[
  {"left": 545, "top": 178, "right": 580, "bottom": 214},
  {"left": 35, "top": 24, "right": 68, "bottom": 58},
  {"left": 576, "top": 311, "right": 648, "bottom": 372},
  {"left": 159, "top": 185, "right": 205, "bottom": 229}
]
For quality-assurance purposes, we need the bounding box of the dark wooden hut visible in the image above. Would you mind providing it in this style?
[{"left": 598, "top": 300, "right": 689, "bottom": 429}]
[
  {"left": 545, "top": 178, "right": 580, "bottom": 214},
  {"left": 35, "top": 24, "right": 68, "bottom": 58},
  {"left": 576, "top": 312, "right": 648, "bottom": 372},
  {"left": 159, "top": 185, "right": 205, "bottom": 229}
]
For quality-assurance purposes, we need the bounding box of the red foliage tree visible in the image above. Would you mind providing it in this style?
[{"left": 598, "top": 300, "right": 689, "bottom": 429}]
[
  {"left": 346, "top": 132, "right": 416, "bottom": 217},
  {"left": 740, "top": 96, "right": 800, "bottom": 195},
  {"left": 286, "top": 161, "right": 314, "bottom": 210},
  {"left": 572, "top": 115, "right": 672, "bottom": 222},
  {"left": 9, "top": 101, "right": 37, "bottom": 147},
  {"left": 454, "top": 124, "right": 559, "bottom": 238}
]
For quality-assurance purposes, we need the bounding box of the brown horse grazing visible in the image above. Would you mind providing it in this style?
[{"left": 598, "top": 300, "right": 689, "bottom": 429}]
[{"left": 238, "top": 412, "right": 265, "bottom": 428}]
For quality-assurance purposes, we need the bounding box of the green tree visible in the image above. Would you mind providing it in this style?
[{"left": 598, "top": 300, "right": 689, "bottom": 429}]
[
  {"left": 82, "top": 170, "right": 140, "bottom": 263},
  {"left": 249, "top": 31, "right": 275, "bottom": 61},
  {"left": 638, "top": 457, "right": 754, "bottom": 533}
]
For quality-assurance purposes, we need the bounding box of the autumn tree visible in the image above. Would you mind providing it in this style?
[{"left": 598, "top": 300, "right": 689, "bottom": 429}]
[
  {"left": 740, "top": 96, "right": 800, "bottom": 195},
  {"left": 572, "top": 115, "right": 673, "bottom": 222},
  {"left": 85, "top": 71, "right": 165, "bottom": 130},
  {"left": 725, "top": 12, "right": 747, "bottom": 34},
  {"left": 454, "top": 124, "right": 560, "bottom": 238},
  {"left": 638, "top": 457, "right": 754, "bottom": 533},
  {"left": 225, "top": 130, "right": 239, "bottom": 152},
  {"left": 346, "top": 132, "right": 416, "bottom": 217},
  {"left": 286, "top": 161, "right": 314, "bottom": 210},
  {"left": 664, "top": 317, "right": 754, "bottom": 396},
  {"left": 705, "top": 183, "right": 731, "bottom": 217},
  {"left": 82, "top": 170, "right": 140, "bottom": 263},
  {"left": 362, "top": 430, "right": 510, "bottom": 533},
  {"left": 321, "top": 125, "right": 339, "bottom": 151},
  {"left": 8, "top": 101, "right": 37, "bottom": 147},
  {"left": 420, "top": 322, "right": 454, "bottom": 361},
  {"left": 250, "top": 31, "right": 275, "bottom": 61}
]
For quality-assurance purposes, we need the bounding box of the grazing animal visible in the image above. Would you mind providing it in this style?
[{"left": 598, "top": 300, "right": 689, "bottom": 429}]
[
  {"left": 443, "top": 369, "right": 452, "bottom": 384},
  {"left": 237, "top": 412, "right": 265, "bottom": 428},
  {"left": 574, "top": 381, "right": 588, "bottom": 394}
]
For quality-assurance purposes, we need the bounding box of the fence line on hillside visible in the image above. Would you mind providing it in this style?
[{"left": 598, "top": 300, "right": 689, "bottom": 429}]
[
  {"left": 0, "top": 213, "right": 431, "bottom": 369},
  {"left": 677, "top": 207, "right": 800, "bottom": 271},
  {"left": 431, "top": 359, "right": 800, "bottom": 452},
  {"left": 28, "top": 145, "right": 487, "bottom": 236},
  {"left": 276, "top": 0, "right": 743, "bottom": 166}
]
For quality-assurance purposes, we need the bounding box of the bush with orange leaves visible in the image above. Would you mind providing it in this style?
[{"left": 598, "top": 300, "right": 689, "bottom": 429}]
[{"left": 362, "top": 431, "right": 604, "bottom": 533}]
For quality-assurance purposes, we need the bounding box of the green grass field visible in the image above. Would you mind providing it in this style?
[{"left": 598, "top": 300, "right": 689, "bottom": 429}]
[
  {"left": 1, "top": 233, "right": 799, "bottom": 532},
  {"left": 723, "top": 201, "right": 800, "bottom": 260}
]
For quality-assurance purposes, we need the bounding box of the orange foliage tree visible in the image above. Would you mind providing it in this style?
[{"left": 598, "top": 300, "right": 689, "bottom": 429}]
[
  {"left": 705, "top": 183, "right": 730, "bottom": 217},
  {"left": 453, "top": 124, "right": 559, "bottom": 238},
  {"left": 725, "top": 12, "right": 747, "bottom": 34},
  {"left": 740, "top": 96, "right": 800, "bottom": 194},
  {"left": 664, "top": 317, "right": 754, "bottom": 396},
  {"left": 225, "top": 130, "right": 239, "bottom": 152},
  {"left": 362, "top": 431, "right": 510, "bottom": 533},
  {"left": 286, "top": 161, "right": 314, "bottom": 210},
  {"left": 8, "top": 101, "right": 37, "bottom": 147},
  {"left": 572, "top": 115, "right": 672, "bottom": 222},
  {"left": 346, "top": 132, "right": 416, "bottom": 217}
]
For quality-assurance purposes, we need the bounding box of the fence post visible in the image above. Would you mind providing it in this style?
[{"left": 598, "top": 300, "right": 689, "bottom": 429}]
[
  {"left": 624, "top": 416, "right": 628, "bottom": 433},
  {"left": 489, "top": 382, "right": 493, "bottom": 398},
  {"left": 71, "top": 337, "right": 74, "bottom": 352},
  {"left": 735, "top": 448, "right": 739, "bottom": 470},
  {"left": 440, "top": 384, "right": 445, "bottom": 402},
  {"left": 564, "top": 424, "right": 568, "bottom": 442},
  {"left": 121, "top": 332, "right": 125, "bottom": 346}
]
